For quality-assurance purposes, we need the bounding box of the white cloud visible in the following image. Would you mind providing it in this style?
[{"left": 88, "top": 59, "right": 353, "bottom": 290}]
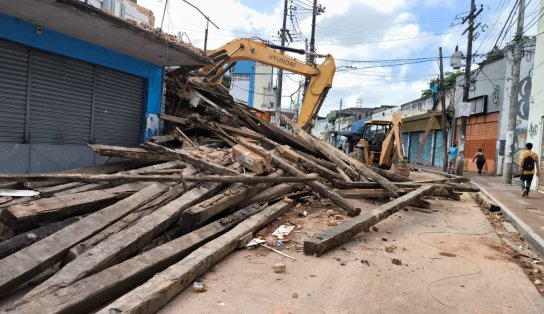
[{"left": 137, "top": 0, "right": 505, "bottom": 115}]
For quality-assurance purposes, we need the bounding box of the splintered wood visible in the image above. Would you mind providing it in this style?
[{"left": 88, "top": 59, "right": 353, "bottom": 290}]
[{"left": 0, "top": 72, "right": 477, "bottom": 314}]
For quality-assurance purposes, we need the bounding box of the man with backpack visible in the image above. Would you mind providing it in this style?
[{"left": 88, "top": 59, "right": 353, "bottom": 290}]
[{"left": 519, "top": 142, "right": 539, "bottom": 198}]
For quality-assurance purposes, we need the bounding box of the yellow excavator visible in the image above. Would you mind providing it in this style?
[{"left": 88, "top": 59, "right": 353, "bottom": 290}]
[
  {"left": 354, "top": 112, "right": 406, "bottom": 171},
  {"left": 201, "top": 38, "right": 336, "bottom": 131}
]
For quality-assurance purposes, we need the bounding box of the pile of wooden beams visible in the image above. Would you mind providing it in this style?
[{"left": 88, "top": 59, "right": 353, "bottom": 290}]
[{"left": 0, "top": 75, "right": 478, "bottom": 313}]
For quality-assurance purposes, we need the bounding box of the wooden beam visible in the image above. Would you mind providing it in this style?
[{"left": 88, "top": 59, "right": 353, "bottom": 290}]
[
  {"left": 303, "top": 185, "right": 436, "bottom": 256},
  {"left": 158, "top": 113, "right": 191, "bottom": 126},
  {"left": 89, "top": 144, "right": 173, "bottom": 161},
  {"left": 0, "top": 217, "right": 80, "bottom": 259},
  {"left": 179, "top": 183, "right": 257, "bottom": 232},
  {"left": 236, "top": 139, "right": 360, "bottom": 216},
  {"left": 8, "top": 204, "right": 271, "bottom": 314},
  {"left": 149, "top": 134, "right": 177, "bottom": 143},
  {"left": 22, "top": 160, "right": 157, "bottom": 189},
  {"left": 65, "top": 167, "right": 199, "bottom": 262},
  {"left": 174, "top": 127, "right": 196, "bottom": 147},
  {"left": 367, "top": 165, "right": 413, "bottom": 182},
  {"left": 0, "top": 184, "right": 168, "bottom": 296},
  {"left": 1, "top": 183, "right": 150, "bottom": 230},
  {"left": 276, "top": 145, "right": 343, "bottom": 182},
  {"left": 19, "top": 182, "right": 225, "bottom": 302},
  {"left": 142, "top": 142, "right": 240, "bottom": 175},
  {"left": 0, "top": 173, "right": 319, "bottom": 185},
  {"left": 236, "top": 182, "right": 303, "bottom": 208},
  {"left": 232, "top": 144, "right": 273, "bottom": 174},
  {"left": 272, "top": 151, "right": 361, "bottom": 216},
  {"left": 334, "top": 189, "right": 396, "bottom": 199},
  {"left": 96, "top": 200, "right": 295, "bottom": 314}
]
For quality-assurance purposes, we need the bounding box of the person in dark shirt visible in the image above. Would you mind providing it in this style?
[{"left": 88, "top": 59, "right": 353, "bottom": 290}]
[{"left": 472, "top": 149, "right": 486, "bottom": 175}]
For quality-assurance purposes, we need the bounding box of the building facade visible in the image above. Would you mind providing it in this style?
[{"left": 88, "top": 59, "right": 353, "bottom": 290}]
[
  {"left": 527, "top": 1, "right": 544, "bottom": 192},
  {"left": 0, "top": 0, "right": 208, "bottom": 173},
  {"left": 399, "top": 92, "right": 455, "bottom": 169}
]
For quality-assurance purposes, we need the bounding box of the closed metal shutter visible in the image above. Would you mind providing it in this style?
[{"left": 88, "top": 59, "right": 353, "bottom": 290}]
[
  {"left": 433, "top": 130, "right": 445, "bottom": 168},
  {"left": 408, "top": 132, "right": 420, "bottom": 163},
  {"left": 0, "top": 40, "right": 28, "bottom": 143},
  {"left": 93, "top": 67, "right": 144, "bottom": 146},
  {"left": 402, "top": 133, "right": 409, "bottom": 158},
  {"left": 420, "top": 132, "right": 433, "bottom": 165},
  {"left": 29, "top": 51, "right": 94, "bottom": 144},
  {"left": 465, "top": 112, "right": 498, "bottom": 173}
]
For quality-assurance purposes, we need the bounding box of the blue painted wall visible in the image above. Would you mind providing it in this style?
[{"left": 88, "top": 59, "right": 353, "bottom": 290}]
[
  {"left": 0, "top": 13, "right": 163, "bottom": 141},
  {"left": 233, "top": 61, "right": 256, "bottom": 107}
]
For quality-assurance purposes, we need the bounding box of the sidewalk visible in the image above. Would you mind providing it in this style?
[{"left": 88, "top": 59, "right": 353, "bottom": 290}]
[{"left": 470, "top": 174, "right": 544, "bottom": 257}]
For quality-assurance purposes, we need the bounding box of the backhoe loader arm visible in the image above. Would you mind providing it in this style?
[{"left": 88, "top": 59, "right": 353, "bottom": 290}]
[{"left": 202, "top": 38, "right": 335, "bottom": 131}]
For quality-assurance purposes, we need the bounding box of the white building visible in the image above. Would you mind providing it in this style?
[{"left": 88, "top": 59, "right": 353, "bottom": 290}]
[{"left": 527, "top": 1, "right": 544, "bottom": 192}]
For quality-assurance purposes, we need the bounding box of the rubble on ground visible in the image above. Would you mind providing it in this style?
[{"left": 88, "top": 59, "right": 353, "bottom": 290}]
[{"left": 0, "top": 74, "right": 479, "bottom": 313}]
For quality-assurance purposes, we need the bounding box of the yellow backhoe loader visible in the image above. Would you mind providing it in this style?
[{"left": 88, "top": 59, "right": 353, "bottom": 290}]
[{"left": 354, "top": 112, "right": 406, "bottom": 171}]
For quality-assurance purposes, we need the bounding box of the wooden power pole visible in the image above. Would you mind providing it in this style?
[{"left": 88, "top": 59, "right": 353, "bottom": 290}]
[{"left": 503, "top": 0, "right": 525, "bottom": 184}]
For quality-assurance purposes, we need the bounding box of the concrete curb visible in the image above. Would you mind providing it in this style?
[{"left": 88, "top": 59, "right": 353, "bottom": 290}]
[{"left": 472, "top": 181, "right": 544, "bottom": 258}]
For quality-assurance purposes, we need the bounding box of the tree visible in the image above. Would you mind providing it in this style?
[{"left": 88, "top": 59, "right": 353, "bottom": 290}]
[
  {"left": 421, "top": 70, "right": 464, "bottom": 97},
  {"left": 477, "top": 48, "right": 504, "bottom": 67}
]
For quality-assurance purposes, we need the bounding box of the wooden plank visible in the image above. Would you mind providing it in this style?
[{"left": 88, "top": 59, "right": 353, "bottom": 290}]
[
  {"left": 0, "top": 217, "right": 80, "bottom": 259},
  {"left": 237, "top": 139, "right": 360, "bottom": 216},
  {"left": 232, "top": 144, "right": 273, "bottom": 174},
  {"left": 174, "top": 127, "right": 196, "bottom": 147},
  {"left": 65, "top": 167, "right": 199, "bottom": 262},
  {"left": 279, "top": 115, "right": 360, "bottom": 181},
  {"left": 276, "top": 145, "right": 342, "bottom": 181},
  {"left": 23, "top": 160, "right": 157, "bottom": 189},
  {"left": 303, "top": 185, "right": 436, "bottom": 256},
  {"left": 142, "top": 142, "right": 240, "bottom": 175},
  {"left": 334, "top": 189, "right": 396, "bottom": 199},
  {"left": 0, "top": 173, "right": 319, "bottom": 184},
  {"left": 270, "top": 151, "right": 361, "bottom": 217},
  {"left": 52, "top": 183, "right": 112, "bottom": 197},
  {"left": 1, "top": 183, "right": 150, "bottom": 229},
  {"left": 8, "top": 204, "right": 270, "bottom": 314},
  {"left": 179, "top": 183, "right": 258, "bottom": 231},
  {"left": 89, "top": 144, "right": 173, "bottom": 161},
  {"left": 36, "top": 182, "right": 87, "bottom": 197},
  {"left": 367, "top": 165, "right": 413, "bottom": 183},
  {"left": 237, "top": 182, "right": 303, "bottom": 208},
  {"left": 0, "top": 184, "right": 168, "bottom": 296},
  {"left": 149, "top": 134, "right": 177, "bottom": 143},
  {"left": 19, "top": 182, "right": 225, "bottom": 302},
  {"left": 158, "top": 113, "right": 191, "bottom": 126},
  {"left": 95, "top": 199, "right": 295, "bottom": 314}
]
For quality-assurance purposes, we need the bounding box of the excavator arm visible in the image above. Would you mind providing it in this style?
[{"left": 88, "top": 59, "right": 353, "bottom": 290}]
[{"left": 202, "top": 38, "right": 335, "bottom": 130}]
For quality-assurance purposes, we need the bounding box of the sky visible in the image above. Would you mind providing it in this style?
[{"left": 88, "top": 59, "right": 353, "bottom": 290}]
[{"left": 138, "top": 0, "right": 541, "bottom": 116}]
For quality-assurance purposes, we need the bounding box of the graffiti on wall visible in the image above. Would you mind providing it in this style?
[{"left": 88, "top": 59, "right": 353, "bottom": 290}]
[{"left": 512, "top": 68, "right": 532, "bottom": 168}]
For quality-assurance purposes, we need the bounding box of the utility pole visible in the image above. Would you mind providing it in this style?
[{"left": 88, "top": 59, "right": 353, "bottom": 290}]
[
  {"left": 457, "top": 0, "right": 476, "bottom": 175},
  {"left": 503, "top": 0, "right": 525, "bottom": 184},
  {"left": 309, "top": 0, "right": 318, "bottom": 65},
  {"left": 337, "top": 98, "right": 343, "bottom": 147},
  {"left": 439, "top": 47, "right": 448, "bottom": 172},
  {"left": 275, "top": 0, "right": 288, "bottom": 127}
]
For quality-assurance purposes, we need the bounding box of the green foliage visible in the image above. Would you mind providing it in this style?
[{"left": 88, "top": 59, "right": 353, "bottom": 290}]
[
  {"left": 420, "top": 70, "right": 464, "bottom": 97},
  {"left": 478, "top": 48, "right": 504, "bottom": 67},
  {"left": 327, "top": 112, "right": 337, "bottom": 125}
]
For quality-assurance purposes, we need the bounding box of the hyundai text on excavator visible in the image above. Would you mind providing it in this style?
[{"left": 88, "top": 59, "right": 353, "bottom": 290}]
[
  {"left": 200, "top": 38, "right": 335, "bottom": 131},
  {"left": 354, "top": 112, "right": 407, "bottom": 172}
]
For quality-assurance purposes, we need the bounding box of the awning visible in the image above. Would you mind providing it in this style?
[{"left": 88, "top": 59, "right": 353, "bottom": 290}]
[
  {"left": 0, "top": 0, "right": 211, "bottom": 68},
  {"left": 402, "top": 112, "right": 451, "bottom": 133}
]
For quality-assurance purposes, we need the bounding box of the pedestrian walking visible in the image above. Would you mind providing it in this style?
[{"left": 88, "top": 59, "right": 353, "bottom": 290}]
[
  {"left": 519, "top": 142, "right": 539, "bottom": 198},
  {"left": 447, "top": 144, "right": 458, "bottom": 174},
  {"left": 472, "top": 149, "right": 486, "bottom": 175}
]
